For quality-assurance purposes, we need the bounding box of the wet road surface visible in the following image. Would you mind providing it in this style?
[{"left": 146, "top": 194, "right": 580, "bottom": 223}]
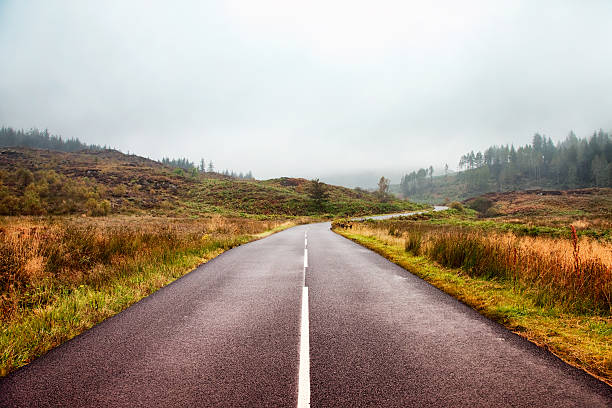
[{"left": 1, "top": 222, "right": 610, "bottom": 407}]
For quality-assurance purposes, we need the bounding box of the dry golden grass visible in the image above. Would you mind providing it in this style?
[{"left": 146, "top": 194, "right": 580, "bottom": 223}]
[
  {"left": 334, "top": 223, "right": 612, "bottom": 384},
  {"left": 345, "top": 221, "right": 611, "bottom": 314},
  {"left": 1, "top": 214, "right": 297, "bottom": 376},
  {"left": 0, "top": 215, "right": 291, "bottom": 321}
]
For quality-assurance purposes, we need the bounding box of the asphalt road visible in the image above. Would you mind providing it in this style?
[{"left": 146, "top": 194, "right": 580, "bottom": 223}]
[
  {"left": 352, "top": 205, "right": 449, "bottom": 221},
  {"left": 1, "top": 222, "right": 610, "bottom": 407}
]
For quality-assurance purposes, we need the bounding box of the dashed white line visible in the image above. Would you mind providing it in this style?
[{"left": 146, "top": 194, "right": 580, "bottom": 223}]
[
  {"left": 297, "top": 286, "right": 310, "bottom": 408},
  {"left": 297, "top": 230, "right": 310, "bottom": 408}
]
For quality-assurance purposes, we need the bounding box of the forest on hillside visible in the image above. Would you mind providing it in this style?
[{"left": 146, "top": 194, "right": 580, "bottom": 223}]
[
  {"left": 0, "top": 127, "right": 103, "bottom": 152},
  {"left": 399, "top": 130, "right": 612, "bottom": 202},
  {"left": 0, "top": 127, "right": 253, "bottom": 180}
]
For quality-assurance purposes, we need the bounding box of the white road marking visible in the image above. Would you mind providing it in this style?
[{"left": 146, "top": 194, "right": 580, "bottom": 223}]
[
  {"left": 297, "top": 286, "right": 310, "bottom": 408},
  {"left": 298, "top": 229, "right": 310, "bottom": 407}
]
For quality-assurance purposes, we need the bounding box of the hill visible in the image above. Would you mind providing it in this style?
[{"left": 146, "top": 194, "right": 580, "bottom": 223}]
[
  {"left": 0, "top": 147, "right": 423, "bottom": 217},
  {"left": 463, "top": 188, "right": 612, "bottom": 237},
  {"left": 0, "top": 127, "right": 103, "bottom": 152},
  {"left": 394, "top": 130, "right": 612, "bottom": 204}
]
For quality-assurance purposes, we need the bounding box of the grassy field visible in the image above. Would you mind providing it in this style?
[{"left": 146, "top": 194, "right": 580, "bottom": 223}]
[
  {"left": 0, "top": 215, "right": 298, "bottom": 376},
  {"left": 332, "top": 204, "right": 612, "bottom": 385}
]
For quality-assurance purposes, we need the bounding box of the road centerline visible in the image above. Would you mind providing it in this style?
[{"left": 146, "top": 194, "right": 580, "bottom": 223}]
[
  {"left": 297, "top": 229, "right": 310, "bottom": 408},
  {"left": 297, "top": 287, "right": 310, "bottom": 408}
]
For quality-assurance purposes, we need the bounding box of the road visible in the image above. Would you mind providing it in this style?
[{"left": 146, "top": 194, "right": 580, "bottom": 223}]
[
  {"left": 1, "top": 222, "right": 610, "bottom": 407},
  {"left": 351, "top": 205, "right": 449, "bottom": 221}
]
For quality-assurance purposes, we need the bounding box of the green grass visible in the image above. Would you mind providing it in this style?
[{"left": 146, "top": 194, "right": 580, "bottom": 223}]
[{"left": 334, "top": 228, "right": 612, "bottom": 385}]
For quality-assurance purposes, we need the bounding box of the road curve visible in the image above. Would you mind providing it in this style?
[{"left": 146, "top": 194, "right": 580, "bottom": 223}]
[
  {"left": 351, "top": 205, "right": 449, "bottom": 221},
  {"left": 1, "top": 222, "right": 610, "bottom": 407}
]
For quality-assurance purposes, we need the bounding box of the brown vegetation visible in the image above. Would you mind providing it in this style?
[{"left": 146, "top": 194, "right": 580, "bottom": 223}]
[
  {"left": 0, "top": 215, "right": 293, "bottom": 375},
  {"left": 333, "top": 223, "right": 612, "bottom": 383},
  {"left": 0, "top": 148, "right": 422, "bottom": 217},
  {"left": 338, "top": 220, "right": 611, "bottom": 314},
  {"left": 466, "top": 188, "right": 612, "bottom": 231},
  {"left": 0, "top": 215, "right": 287, "bottom": 321}
]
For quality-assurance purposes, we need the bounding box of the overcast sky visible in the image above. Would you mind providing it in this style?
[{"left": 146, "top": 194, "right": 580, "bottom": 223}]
[{"left": 1, "top": 1, "right": 612, "bottom": 184}]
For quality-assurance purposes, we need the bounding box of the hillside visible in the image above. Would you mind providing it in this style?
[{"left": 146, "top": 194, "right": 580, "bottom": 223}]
[
  {"left": 0, "top": 147, "right": 423, "bottom": 217},
  {"left": 463, "top": 188, "right": 612, "bottom": 237},
  {"left": 394, "top": 130, "right": 612, "bottom": 204}
]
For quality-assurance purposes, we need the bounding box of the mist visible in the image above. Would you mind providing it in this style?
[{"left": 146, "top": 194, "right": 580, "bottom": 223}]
[{"left": 1, "top": 0, "right": 611, "bottom": 183}]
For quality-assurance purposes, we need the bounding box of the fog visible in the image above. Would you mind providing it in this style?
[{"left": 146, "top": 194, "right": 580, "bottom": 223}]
[{"left": 1, "top": 1, "right": 611, "bottom": 185}]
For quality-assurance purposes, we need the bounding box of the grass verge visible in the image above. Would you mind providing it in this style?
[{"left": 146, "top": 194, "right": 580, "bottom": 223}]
[
  {"left": 333, "top": 227, "right": 612, "bottom": 386},
  {"left": 1, "top": 216, "right": 297, "bottom": 376}
]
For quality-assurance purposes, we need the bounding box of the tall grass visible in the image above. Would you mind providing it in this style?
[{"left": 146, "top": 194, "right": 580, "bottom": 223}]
[
  {"left": 0, "top": 215, "right": 291, "bottom": 375},
  {"left": 1, "top": 216, "right": 288, "bottom": 320},
  {"left": 340, "top": 220, "right": 611, "bottom": 314}
]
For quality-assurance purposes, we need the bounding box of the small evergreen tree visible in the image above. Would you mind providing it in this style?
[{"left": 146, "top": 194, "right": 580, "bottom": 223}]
[{"left": 307, "top": 179, "right": 329, "bottom": 209}]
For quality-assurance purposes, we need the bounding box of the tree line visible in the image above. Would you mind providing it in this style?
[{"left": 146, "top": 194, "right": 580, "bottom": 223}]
[
  {"left": 161, "top": 157, "right": 254, "bottom": 180},
  {"left": 399, "top": 165, "right": 435, "bottom": 196},
  {"left": 1, "top": 126, "right": 255, "bottom": 181},
  {"left": 399, "top": 129, "right": 611, "bottom": 200},
  {"left": 0, "top": 127, "right": 103, "bottom": 152},
  {"left": 457, "top": 130, "right": 611, "bottom": 192}
]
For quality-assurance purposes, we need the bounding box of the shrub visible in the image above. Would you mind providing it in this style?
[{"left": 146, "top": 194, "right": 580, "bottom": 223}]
[
  {"left": 449, "top": 201, "right": 464, "bottom": 211},
  {"left": 15, "top": 168, "right": 34, "bottom": 188},
  {"left": 467, "top": 197, "right": 494, "bottom": 214},
  {"left": 86, "top": 198, "right": 111, "bottom": 216},
  {"left": 22, "top": 184, "right": 44, "bottom": 215}
]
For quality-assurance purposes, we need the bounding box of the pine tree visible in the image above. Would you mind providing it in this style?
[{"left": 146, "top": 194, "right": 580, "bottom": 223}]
[{"left": 307, "top": 179, "right": 329, "bottom": 209}]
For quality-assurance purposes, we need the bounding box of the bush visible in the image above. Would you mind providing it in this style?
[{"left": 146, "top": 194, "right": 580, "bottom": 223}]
[
  {"left": 449, "top": 201, "right": 464, "bottom": 211},
  {"left": 86, "top": 198, "right": 111, "bottom": 216},
  {"left": 485, "top": 206, "right": 500, "bottom": 217},
  {"left": 22, "top": 184, "right": 44, "bottom": 215},
  {"left": 467, "top": 197, "right": 494, "bottom": 215}
]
